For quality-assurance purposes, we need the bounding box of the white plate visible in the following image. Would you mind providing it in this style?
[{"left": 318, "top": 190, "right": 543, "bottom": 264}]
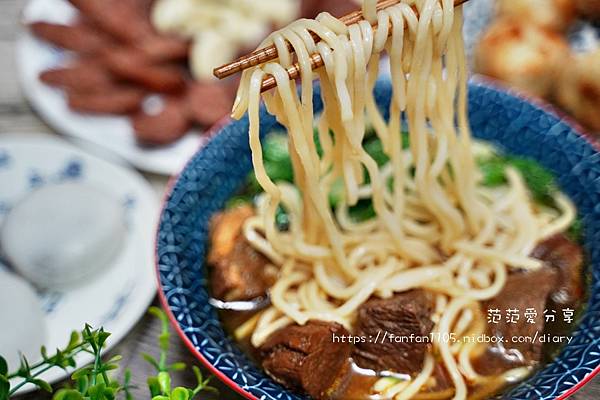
[
  {"left": 0, "top": 133, "right": 158, "bottom": 393},
  {"left": 16, "top": 0, "right": 207, "bottom": 176}
]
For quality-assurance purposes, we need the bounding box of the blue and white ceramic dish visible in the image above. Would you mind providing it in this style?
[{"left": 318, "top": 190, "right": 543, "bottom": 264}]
[
  {"left": 0, "top": 134, "right": 158, "bottom": 393},
  {"left": 156, "top": 79, "right": 600, "bottom": 400}
]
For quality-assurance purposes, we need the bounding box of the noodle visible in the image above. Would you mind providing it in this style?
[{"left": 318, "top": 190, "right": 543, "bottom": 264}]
[{"left": 230, "top": 0, "right": 576, "bottom": 399}]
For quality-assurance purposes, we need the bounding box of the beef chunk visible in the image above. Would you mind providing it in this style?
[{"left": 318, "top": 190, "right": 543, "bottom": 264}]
[
  {"left": 476, "top": 235, "right": 584, "bottom": 375},
  {"left": 353, "top": 290, "right": 435, "bottom": 375},
  {"left": 532, "top": 233, "right": 584, "bottom": 308},
  {"left": 260, "top": 321, "right": 352, "bottom": 400},
  {"left": 208, "top": 206, "right": 273, "bottom": 301},
  {"left": 478, "top": 267, "right": 558, "bottom": 375}
]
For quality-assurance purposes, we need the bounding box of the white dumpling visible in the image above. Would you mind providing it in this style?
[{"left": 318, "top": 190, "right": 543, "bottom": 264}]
[
  {"left": 0, "top": 268, "right": 46, "bottom": 369},
  {"left": 0, "top": 183, "right": 126, "bottom": 289}
]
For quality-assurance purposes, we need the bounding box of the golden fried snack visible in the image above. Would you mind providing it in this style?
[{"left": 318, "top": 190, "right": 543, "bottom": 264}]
[
  {"left": 496, "top": 0, "right": 577, "bottom": 31},
  {"left": 40, "top": 62, "right": 114, "bottom": 92},
  {"left": 67, "top": 86, "right": 145, "bottom": 114},
  {"left": 575, "top": 0, "right": 600, "bottom": 20},
  {"left": 186, "top": 82, "right": 234, "bottom": 127},
  {"left": 555, "top": 49, "right": 600, "bottom": 132},
  {"left": 102, "top": 48, "right": 186, "bottom": 93},
  {"left": 29, "top": 21, "right": 112, "bottom": 53},
  {"left": 133, "top": 97, "right": 191, "bottom": 145},
  {"left": 474, "top": 18, "right": 570, "bottom": 99}
]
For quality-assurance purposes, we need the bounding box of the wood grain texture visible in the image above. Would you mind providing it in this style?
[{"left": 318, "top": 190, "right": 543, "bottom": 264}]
[{"left": 2, "top": 0, "right": 599, "bottom": 398}]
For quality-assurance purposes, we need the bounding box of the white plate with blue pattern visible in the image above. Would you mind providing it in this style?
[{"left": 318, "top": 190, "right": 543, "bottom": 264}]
[{"left": 0, "top": 133, "right": 158, "bottom": 393}]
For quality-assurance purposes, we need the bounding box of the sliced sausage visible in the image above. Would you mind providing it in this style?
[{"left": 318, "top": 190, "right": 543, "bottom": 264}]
[
  {"left": 67, "top": 86, "right": 145, "bottom": 114},
  {"left": 132, "top": 96, "right": 190, "bottom": 145},
  {"left": 29, "top": 21, "right": 111, "bottom": 53}
]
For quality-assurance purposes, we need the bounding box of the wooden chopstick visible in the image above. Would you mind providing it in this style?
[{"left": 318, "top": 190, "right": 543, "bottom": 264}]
[
  {"left": 213, "top": 0, "right": 401, "bottom": 80},
  {"left": 214, "top": 0, "right": 469, "bottom": 92}
]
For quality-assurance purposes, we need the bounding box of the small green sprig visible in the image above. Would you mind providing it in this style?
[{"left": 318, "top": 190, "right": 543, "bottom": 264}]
[
  {"left": 0, "top": 307, "right": 217, "bottom": 400},
  {"left": 144, "top": 307, "right": 217, "bottom": 400},
  {"left": 1, "top": 331, "right": 88, "bottom": 399}
]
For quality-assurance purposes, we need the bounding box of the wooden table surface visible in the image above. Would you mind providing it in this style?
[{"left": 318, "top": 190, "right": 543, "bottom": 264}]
[{"left": 2, "top": 0, "right": 598, "bottom": 398}]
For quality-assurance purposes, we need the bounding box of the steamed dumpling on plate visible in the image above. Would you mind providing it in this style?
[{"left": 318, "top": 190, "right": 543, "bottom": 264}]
[
  {"left": 0, "top": 268, "right": 46, "bottom": 369},
  {"left": 0, "top": 182, "right": 127, "bottom": 289}
]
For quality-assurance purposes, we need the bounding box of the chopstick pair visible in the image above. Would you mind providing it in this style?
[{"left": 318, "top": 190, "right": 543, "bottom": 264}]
[{"left": 213, "top": 0, "right": 469, "bottom": 93}]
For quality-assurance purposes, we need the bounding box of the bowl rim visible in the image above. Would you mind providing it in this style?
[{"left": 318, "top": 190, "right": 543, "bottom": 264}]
[{"left": 155, "top": 78, "right": 600, "bottom": 400}]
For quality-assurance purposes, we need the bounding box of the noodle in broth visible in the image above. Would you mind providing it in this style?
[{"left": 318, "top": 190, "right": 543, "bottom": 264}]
[{"left": 229, "top": 0, "right": 576, "bottom": 398}]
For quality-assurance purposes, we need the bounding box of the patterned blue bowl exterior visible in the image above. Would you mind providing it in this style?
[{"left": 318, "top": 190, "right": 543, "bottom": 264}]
[{"left": 157, "top": 79, "right": 600, "bottom": 400}]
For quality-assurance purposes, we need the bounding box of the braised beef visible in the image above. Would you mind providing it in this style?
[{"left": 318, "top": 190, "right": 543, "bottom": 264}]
[
  {"left": 260, "top": 321, "right": 353, "bottom": 400},
  {"left": 478, "top": 267, "right": 558, "bottom": 375},
  {"left": 353, "top": 290, "right": 435, "bottom": 375},
  {"left": 531, "top": 233, "right": 584, "bottom": 309},
  {"left": 476, "top": 234, "right": 584, "bottom": 375},
  {"left": 208, "top": 206, "right": 274, "bottom": 301}
]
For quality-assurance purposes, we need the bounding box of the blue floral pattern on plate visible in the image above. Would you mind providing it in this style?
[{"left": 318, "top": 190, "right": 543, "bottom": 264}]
[{"left": 157, "top": 80, "right": 600, "bottom": 400}]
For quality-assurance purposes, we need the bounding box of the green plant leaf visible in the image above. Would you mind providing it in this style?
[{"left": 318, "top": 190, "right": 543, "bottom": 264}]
[
  {"left": 106, "top": 355, "right": 122, "bottom": 364},
  {"left": 158, "top": 371, "right": 171, "bottom": 394},
  {"left": 170, "top": 387, "right": 190, "bottom": 400},
  {"left": 147, "top": 377, "right": 161, "bottom": 397},
  {"left": 168, "top": 362, "right": 186, "bottom": 372},
  {"left": 151, "top": 396, "right": 170, "bottom": 400},
  {"left": 53, "top": 388, "right": 85, "bottom": 400},
  {"left": 31, "top": 378, "right": 53, "bottom": 393},
  {"left": 67, "top": 332, "right": 80, "bottom": 349},
  {"left": 17, "top": 354, "right": 31, "bottom": 378},
  {"left": 71, "top": 366, "right": 93, "bottom": 380},
  {"left": 77, "top": 375, "right": 89, "bottom": 393},
  {"left": 0, "top": 356, "right": 7, "bottom": 376},
  {"left": 96, "top": 331, "right": 111, "bottom": 349},
  {"left": 142, "top": 353, "right": 160, "bottom": 371},
  {"left": 0, "top": 375, "right": 10, "bottom": 400},
  {"left": 101, "top": 364, "right": 119, "bottom": 372}
]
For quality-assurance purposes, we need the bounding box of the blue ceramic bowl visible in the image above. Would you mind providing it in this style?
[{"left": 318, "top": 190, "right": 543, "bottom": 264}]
[{"left": 156, "top": 78, "right": 600, "bottom": 400}]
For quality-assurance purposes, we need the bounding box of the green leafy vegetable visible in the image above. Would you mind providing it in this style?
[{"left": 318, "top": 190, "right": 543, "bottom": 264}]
[
  {"left": 567, "top": 217, "right": 584, "bottom": 242},
  {"left": 348, "top": 200, "right": 376, "bottom": 222},
  {"left": 478, "top": 155, "right": 558, "bottom": 206}
]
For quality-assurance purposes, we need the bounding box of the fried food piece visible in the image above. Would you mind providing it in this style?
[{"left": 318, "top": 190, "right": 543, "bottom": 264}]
[
  {"left": 186, "top": 82, "right": 234, "bottom": 127},
  {"left": 133, "top": 97, "right": 191, "bottom": 145},
  {"left": 29, "top": 21, "right": 111, "bottom": 53},
  {"left": 474, "top": 18, "right": 569, "bottom": 99},
  {"left": 555, "top": 49, "right": 600, "bottom": 132},
  {"left": 101, "top": 48, "right": 186, "bottom": 93},
  {"left": 67, "top": 86, "right": 145, "bottom": 114},
  {"left": 68, "top": 0, "right": 153, "bottom": 43},
  {"left": 40, "top": 62, "right": 114, "bottom": 92},
  {"left": 575, "top": 0, "right": 600, "bottom": 20},
  {"left": 496, "top": 0, "right": 577, "bottom": 32}
]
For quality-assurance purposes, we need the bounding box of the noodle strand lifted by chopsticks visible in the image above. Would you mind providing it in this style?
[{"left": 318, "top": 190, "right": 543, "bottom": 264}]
[{"left": 231, "top": 1, "right": 576, "bottom": 399}]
